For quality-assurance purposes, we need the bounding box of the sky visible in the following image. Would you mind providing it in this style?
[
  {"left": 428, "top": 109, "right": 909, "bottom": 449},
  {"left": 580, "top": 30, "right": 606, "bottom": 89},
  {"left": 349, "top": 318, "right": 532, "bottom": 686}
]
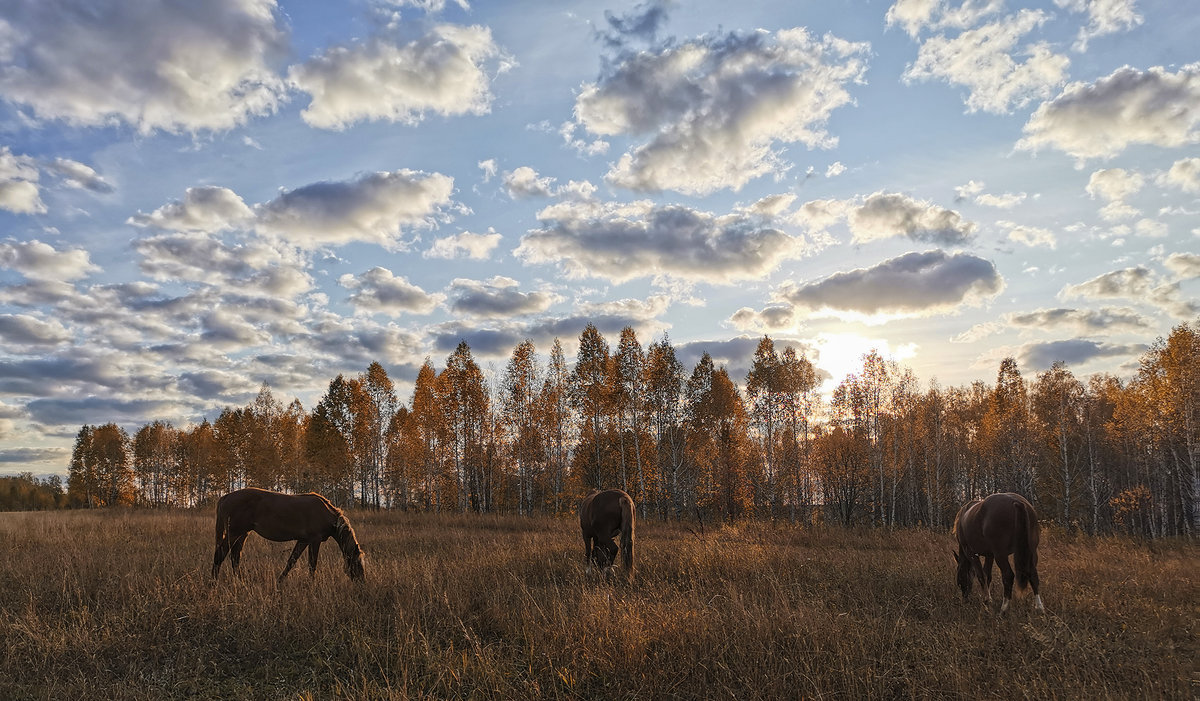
[{"left": 0, "top": 0, "right": 1197, "bottom": 477}]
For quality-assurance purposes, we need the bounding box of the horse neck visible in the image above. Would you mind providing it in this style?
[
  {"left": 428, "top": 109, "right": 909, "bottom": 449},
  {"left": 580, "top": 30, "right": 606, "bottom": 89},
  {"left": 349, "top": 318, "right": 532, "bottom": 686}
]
[{"left": 332, "top": 517, "right": 360, "bottom": 557}]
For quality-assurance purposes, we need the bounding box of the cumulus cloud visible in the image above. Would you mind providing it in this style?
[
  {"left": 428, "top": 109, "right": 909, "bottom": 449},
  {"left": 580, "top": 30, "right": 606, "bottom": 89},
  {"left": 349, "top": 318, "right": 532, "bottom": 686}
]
[
  {"left": 503, "top": 166, "right": 556, "bottom": 198},
  {"left": 478, "top": 159, "right": 497, "bottom": 182},
  {"left": 903, "top": 10, "right": 1069, "bottom": 114},
  {"left": 448, "top": 276, "right": 559, "bottom": 318},
  {"left": 885, "top": 0, "right": 1003, "bottom": 38},
  {"left": 134, "top": 231, "right": 312, "bottom": 298},
  {"left": 847, "top": 191, "right": 976, "bottom": 245},
  {"left": 1019, "top": 64, "right": 1200, "bottom": 160},
  {"left": 1060, "top": 265, "right": 1197, "bottom": 318},
  {"left": 339, "top": 266, "right": 443, "bottom": 315},
  {"left": 953, "top": 306, "right": 1151, "bottom": 342},
  {"left": 424, "top": 229, "right": 503, "bottom": 260},
  {"left": 255, "top": 170, "right": 455, "bottom": 249},
  {"left": 289, "top": 24, "right": 509, "bottom": 130},
  {"left": 1086, "top": 168, "right": 1143, "bottom": 221},
  {"left": 976, "top": 192, "right": 1026, "bottom": 208},
  {"left": 0, "top": 314, "right": 71, "bottom": 348},
  {"left": 44, "top": 158, "right": 113, "bottom": 193},
  {"left": 825, "top": 162, "right": 846, "bottom": 178},
  {"left": 1054, "top": 0, "right": 1143, "bottom": 52},
  {"left": 777, "top": 250, "right": 1003, "bottom": 319},
  {"left": 515, "top": 198, "right": 801, "bottom": 283},
  {"left": 1017, "top": 338, "right": 1145, "bottom": 371},
  {"left": 128, "top": 186, "right": 254, "bottom": 233},
  {"left": 1163, "top": 252, "right": 1200, "bottom": 279},
  {"left": 600, "top": 0, "right": 674, "bottom": 48},
  {"left": 0, "top": 239, "right": 99, "bottom": 281},
  {"left": 1157, "top": 157, "right": 1200, "bottom": 194},
  {"left": 729, "top": 304, "right": 800, "bottom": 333},
  {"left": 0, "top": 147, "right": 44, "bottom": 214},
  {"left": 0, "top": 0, "right": 287, "bottom": 133},
  {"left": 574, "top": 27, "right": 868, "bottom": 195},
  {"left": 998, "top": 221, "right": 1057, "bottom": 248}
]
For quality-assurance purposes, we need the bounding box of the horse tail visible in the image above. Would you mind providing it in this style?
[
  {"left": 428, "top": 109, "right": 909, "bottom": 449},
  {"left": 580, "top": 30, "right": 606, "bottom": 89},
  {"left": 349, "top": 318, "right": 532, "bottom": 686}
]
[
  {"left": 621, "top": 494, "right": 635, "bottom": 579},
  {"left": 1013, "top": 501, "right": 1033, "bottom": 591},
  {"left": 214, "top": 493, "right": 229, "bottom": 545}
]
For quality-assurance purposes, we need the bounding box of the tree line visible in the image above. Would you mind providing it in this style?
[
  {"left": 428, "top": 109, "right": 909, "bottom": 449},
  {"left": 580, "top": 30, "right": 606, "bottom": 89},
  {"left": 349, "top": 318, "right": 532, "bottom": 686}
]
[{"left": 53, "top": 321, "right": 1199, "bottom": 537}]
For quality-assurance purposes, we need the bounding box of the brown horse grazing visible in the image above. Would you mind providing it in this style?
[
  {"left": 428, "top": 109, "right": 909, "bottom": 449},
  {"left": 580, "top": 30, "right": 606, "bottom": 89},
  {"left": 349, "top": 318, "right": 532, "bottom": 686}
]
[
  {"left": 212, "top": 487, "right": 365, "bottom": 582},
  {"left": 579, "top": 488, "right": 635, "bottom": 582},
  {"left": 953, "top": 492, "right": 1043, "bottom": 613}
]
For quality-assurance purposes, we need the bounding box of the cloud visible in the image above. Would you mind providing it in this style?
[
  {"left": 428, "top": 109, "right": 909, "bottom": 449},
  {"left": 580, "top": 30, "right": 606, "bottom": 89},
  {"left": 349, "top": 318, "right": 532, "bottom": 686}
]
[
  {"left": 903, "top": 10, "right": 1069, "bottom": 114},
  {"left": 0, "top": 0, "right": 287, "bottom": 133},
  {"left": 998, "top": 220, "right": 1056, "bottom": 248},
  {"left": 478, "top": 159, "right": 497, "bottom": 182},
  {"left": 1019, "top": 64, "right": 1200, "bottom": 160},
  {"left": 44, "top": 158, "right": 113, "bottom": 193},
  {"left": 976, "top": 192, "right": 1026, "bottom": 208},
  {"left": 1017, "top": 338, "right": 1145, "bottom": 371},
  {"left": 134, "top": 231, "right": 311, "bottom": 298},
  {"left": 424, "top": 229, "right": 503, "bottom": 260},
  {"left": 1054, "top": 0, "right": 1143, "bottom": 52},
  {"left": 503, "top": 166, "right": 556, "bottom": 198},
  {"left": 515, "top": 198, "right": 801, "bottom": 283},
  {"left": 289, "top": 24, "right": 509, "bottom": 130},
  {"left": 954, "top": 306, "right": 1151, "bottom": 342},
  {"left": 847, "top": 191, "right": 976, "bottom": 245},
  {"left": 1086, "top": 168, "right": 1143, "bottom": 221},
  {"left": 1164, "top": 252, "right": 1200, "bottom": 279},
  {"left": 729, "top": 305, "right": 800, "bottom": 333},
  {"left": 128, "top": 186, "right": 254, "bottom": 233},
  {"left": 574, "top": 27, "right": 868, "bottom": 195},
  {"left": 339, "top": 266, "right": 444, "bottom": 315},
  {"left": 1157, "top": 157, "right": 1200, "bottom": 194},
  {"left": 255, "top": 169, "right": 455, "bottom": 249},
  {"left": 885, "top": 0, "right": 1003, "bottom": 38},
  {"left": 777, "top": 250, "right": 1003, "bottom": 318},
  {"left": 24, "top": 395, "right": 188, "bottom": 430},
  {"left": 0, "top": 239, "right": 99, "bottom": 281},
  {"left": 0, "top": 147, "right": 44, "bottom": 214},
  {"left": 1060, "top": 265, "right": 1198, "bottom": 318},
  {"left": 448, "top": 276, "right": 559, "bottom": 318},
  {"left": 825, "top": 162, "right": 846, "bottom": 178},
  {"left": 383, "top": 0, "right": 471, "bottom": 13},
  {"left": 600, "top": 0, "right": 674, "bottom": 48},
  {"left": 0, "top": 314, "right": 71, "bottom": 348}
]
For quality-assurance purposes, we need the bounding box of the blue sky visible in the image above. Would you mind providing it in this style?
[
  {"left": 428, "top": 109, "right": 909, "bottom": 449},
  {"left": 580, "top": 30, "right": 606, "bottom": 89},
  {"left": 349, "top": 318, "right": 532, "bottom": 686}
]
[{"left": 0, "top": 0, "right": 1197, "bottom": 475}]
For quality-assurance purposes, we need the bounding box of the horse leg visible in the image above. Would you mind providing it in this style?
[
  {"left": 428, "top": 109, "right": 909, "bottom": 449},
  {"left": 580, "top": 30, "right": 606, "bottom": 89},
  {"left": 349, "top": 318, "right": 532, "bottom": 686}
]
[
  {"left": 1029, "top": 563, "right": 1044, "bottom": 612},
  {"left": 583, "top": 535, "right": 593, "bottom": 575},
  {"left": 981, "top": 554, "right": 995, "bottom": 603},
  {"left": 307, "top": 540, "right": 321, "bottom": 576},
  {"left": 278, "top": 542, "right": 307, "bottom": 582},
  {"left": 212, "top": 537, "right": 229, "bottom": 579},
  {"left": 996, "top": 555, "right": 1016, "bottom": 614},
  {"left": 229, "top": 533, "right": 248, "bottom": 575}
]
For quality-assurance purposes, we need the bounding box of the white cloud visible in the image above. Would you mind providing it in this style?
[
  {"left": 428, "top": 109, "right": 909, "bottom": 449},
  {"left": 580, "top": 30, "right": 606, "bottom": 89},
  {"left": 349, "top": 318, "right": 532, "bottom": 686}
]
[
  {"left": 478, "top": 159, "right": 497, "bottom": 182},
  {"left": 1164, "top": 252, "right": 1200, "bottom": 278},
  {"left": 1157, "top": 157, "right": 1200, "bottom": 194},
  {"left": 574, "top": 27, "right": 868, "bottom": 195},
  {"left": 1054, "top": 0, "right": 1143, "bottom": 52},
  {"left": 1019, "top": 64, "right": 1200, "bottom": 160},
  {"left": 1060, "top": 264, "right": 1197, "bottom": 317},
  {"left": 128, "top": 186, "right": 254, "bottom": 233},
  {"left": 777, "top": 249, "right": 1003, "bottom": 319},
  {"left": 255, "top": 169, "right": 455, "bottom": 249},
  {"left": 383, "top": 0, "right": 471, "bottom": 12},
  {"left": 0, "top": 239, "right": 99, "bottom": 281},
  {"left": 998, "top": 220, "right": 1056, "bottom": 248},
  {"left": 503, "top": 166, "right": 556, "bottom": 198},
  {"left": 954, "top": 306, "right": 1150, "bottom": 343},
  {"left": 0, "top": 0, "right": 287, "bottom": 133},
  {"left": 729, "top": 304, "right": 799, "bottom": 333},
  {"left": 825, "top": 161, "right": 846, "bottom": 177},
  {"left": 515, "top": 198, "right": 802, "bottom": 283},
  {"left": 954, "top": 180, "right": 986, "bottom": 200},
  {"left": 885, "top": 0, "right": 1003, "bottom": 38},
  {"left": 424, "top": 229, "right": 503, "bottom": 260},
  {"left": 44, "top": 158, "right": 113, "bottom": 193},
  {"left": 0, "top": 314, "right": 71, "bottom": 348},
  {"left": 976, "top": 192, "right": 1026, "bottom": 208},
  {"left": 903, "top": 10, "right": 1069, "bottom": 114},
  {"left": 289, "top": 24, "right": 509, "bottom": 130},
  {"left": 847, "top": 191, "right": 976, "bottom": 245},
  {"left": 134, "top": 231, "right": 311, "bottom": 298},
  {"left": 1086, "top": 168, "right": 1144, "bottom": 221},
  {"left": 0, "top": 147, "right": 44, "bottom": 214},
  {"left": 338, "top": 267, "right": 444, "bottom": 315}
]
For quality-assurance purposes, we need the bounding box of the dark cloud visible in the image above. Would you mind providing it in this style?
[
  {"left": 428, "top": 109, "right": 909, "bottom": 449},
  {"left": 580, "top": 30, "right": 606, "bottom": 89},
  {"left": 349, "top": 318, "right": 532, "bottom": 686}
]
[
  {"left": 601, "top": 0, "right": 674, "bottom": 48},
  {"left": 674, "top": 336, "right": 818, "bottom": 386},
  {"left": 0, "top": 447, "right": 68, "bottom": 464},
  {"left": 449, "top": 277, "right": 558, "bottom": 318},
  {"left": 1017, "top": 339, "right": 1146, "bottom": 371},
  {"left": 0, "top": 314, "right": 71, "bottom": 347},
  {"left": 24, "top": 396, "right": 187, "bottom": 429},
  {"left": 340, "top": 267, "right": 444, "bottom": 315},
  {"left": 779, "top": 250, "right": 1004, "bottom": 317},
  {"left": 849, "top": 192, "right": 975, "bottom": 246},
  {"left": 516, "top": 199, "right": 800, "bottom": 283},
  {"left": 1007, "top": 307, "right": 1151, "bottom": 334}
]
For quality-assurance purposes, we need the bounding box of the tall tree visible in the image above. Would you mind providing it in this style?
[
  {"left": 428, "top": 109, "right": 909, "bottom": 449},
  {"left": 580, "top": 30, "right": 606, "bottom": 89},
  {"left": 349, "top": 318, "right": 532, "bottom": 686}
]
[{"left": 572, "top": 323, "right": 612, "bottom": 490}]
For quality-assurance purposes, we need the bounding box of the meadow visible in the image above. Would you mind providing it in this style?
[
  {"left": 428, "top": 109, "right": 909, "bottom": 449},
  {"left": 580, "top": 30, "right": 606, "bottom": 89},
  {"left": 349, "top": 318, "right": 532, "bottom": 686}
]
[{"left": 0, "top": 509, "right": 1195, "bottom": 700}]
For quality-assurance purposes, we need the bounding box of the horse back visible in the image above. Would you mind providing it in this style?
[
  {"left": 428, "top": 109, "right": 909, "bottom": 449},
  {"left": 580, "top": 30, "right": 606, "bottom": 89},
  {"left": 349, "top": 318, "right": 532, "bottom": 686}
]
[
  {"left": 580, "top": 489, "right": 631, "bottom": 537},
  {"left": 960, "top": 492, "right": 1038, "bottom": 556}
]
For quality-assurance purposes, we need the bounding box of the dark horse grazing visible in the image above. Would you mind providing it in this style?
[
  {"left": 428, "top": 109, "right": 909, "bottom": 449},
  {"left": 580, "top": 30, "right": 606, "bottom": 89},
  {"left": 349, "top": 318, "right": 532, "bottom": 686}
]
[
  {"left": 212, "top": 487, "right": 365, "bottom": 582},
  {"left": 579, "top": 488, "right": 635, "bottom": 582},
  {"left": 953, "top": 492, "right": 1043, "bottom": 613}
]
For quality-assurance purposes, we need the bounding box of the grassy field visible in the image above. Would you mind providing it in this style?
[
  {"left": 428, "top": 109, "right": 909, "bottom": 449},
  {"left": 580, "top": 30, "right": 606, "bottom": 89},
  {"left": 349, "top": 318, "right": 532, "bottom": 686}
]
[{"left": 0, "top": 509, "right": 1195, "bottom": 700}]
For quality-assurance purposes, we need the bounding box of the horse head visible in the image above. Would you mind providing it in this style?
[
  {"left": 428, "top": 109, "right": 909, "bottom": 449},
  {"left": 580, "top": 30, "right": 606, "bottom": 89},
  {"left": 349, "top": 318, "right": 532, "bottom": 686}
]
[
  {"left": 344, "top": 546, "right": 365, "bottom": 581},
  {"left": 953, "top": 550, "right": 974, "bottom": 600},
  {"left": 591, "top": 540, "right": 618, "bottom": 570}
]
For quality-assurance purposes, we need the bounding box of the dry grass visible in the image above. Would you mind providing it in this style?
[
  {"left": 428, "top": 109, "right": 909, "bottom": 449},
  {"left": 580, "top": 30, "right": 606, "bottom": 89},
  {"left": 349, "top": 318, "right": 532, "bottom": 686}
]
[{"left": 0, "top": 510, "right": 1195, "bottom": 700}]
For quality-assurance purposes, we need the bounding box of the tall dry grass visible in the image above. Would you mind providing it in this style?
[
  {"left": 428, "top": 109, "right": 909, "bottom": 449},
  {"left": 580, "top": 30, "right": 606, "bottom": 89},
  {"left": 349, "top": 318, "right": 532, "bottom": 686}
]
[{"left": 0, "top": 509, "right": 1194, "bottom": 699}]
